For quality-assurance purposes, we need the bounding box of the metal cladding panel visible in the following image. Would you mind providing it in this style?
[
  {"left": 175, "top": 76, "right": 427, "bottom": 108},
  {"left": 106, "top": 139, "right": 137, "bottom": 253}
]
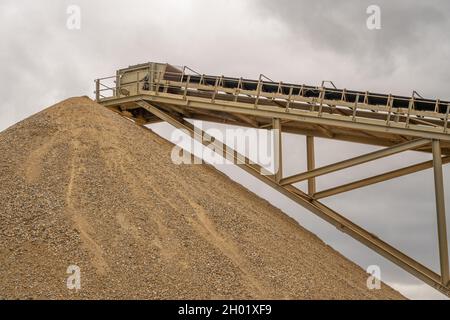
[{"left": 117, "top": 62, "right": 175, "bottom": 96}]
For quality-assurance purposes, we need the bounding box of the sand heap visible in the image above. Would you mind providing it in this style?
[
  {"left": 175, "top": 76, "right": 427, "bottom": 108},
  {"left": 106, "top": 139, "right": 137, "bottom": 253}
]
[{"left": 0, "top": 97, "right": 403, "bottom": 299}]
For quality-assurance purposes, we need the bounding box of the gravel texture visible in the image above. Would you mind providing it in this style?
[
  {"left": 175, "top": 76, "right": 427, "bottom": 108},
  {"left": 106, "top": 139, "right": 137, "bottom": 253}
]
[{"left": 0, "top": 96, "right": 404, "bottom": 299}]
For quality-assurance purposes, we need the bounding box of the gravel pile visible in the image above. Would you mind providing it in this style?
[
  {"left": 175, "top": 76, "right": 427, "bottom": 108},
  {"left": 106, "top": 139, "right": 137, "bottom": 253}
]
[{"left": 0, "top": 96, "right": 404, "bottom": 299}]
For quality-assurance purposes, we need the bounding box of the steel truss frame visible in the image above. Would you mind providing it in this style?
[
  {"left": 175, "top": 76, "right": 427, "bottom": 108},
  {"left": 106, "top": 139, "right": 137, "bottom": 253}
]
[
  {"left": 132, "top": 99, "right": 450, "bottom": 297},
  {"left": 95, "top": 66, "right": 450, "bottom": 296}
]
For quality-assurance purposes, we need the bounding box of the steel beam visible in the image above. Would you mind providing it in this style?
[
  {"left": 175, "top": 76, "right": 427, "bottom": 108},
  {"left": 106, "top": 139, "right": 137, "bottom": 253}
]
[
  {"left": 280, "top": 138, "right": 430, "bottom": 186},
  {"left": 273, "top": 118, "right": 283, "bottom": 182},
  {"left": 315, "top": 156, "right": 450, "bottom": 199},
  {"left": 233, "top": 113, "right": 259, "bottom": 127},
  {"left": 306, "top": 136, "right": 316, "bottom": 195},
  {"left": 100, "top": 94, "right": 450, "bottom": 142},
  {"left": 136, "top": 100, "right": 272, "bottom": 176},
  {"left": 432, "top": 139, "right": 450, "bottom": 286}
]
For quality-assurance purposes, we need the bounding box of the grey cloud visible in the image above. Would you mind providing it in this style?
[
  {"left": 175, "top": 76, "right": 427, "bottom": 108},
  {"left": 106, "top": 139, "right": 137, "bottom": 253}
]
[
  {"left": 256, "top": 0, "right": 449, "bottom": 58},
  {"left": 255, "top": 0, "right": 450, "bottom": 97}
]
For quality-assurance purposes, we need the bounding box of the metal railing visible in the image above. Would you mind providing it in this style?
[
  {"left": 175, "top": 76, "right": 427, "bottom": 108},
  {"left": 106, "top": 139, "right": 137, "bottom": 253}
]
[{"left": 95, "top": 68, "right": 450, "bottom": 133}]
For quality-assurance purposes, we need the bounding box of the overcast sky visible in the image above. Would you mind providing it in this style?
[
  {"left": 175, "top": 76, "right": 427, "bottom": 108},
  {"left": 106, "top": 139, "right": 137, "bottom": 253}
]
[{"left": 1, "top": 0, "right": 450, "bottom": 299}]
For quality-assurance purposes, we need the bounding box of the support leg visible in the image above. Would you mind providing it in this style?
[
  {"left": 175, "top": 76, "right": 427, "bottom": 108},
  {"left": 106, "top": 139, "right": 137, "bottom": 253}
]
[
  {"left": 432, "top": 139, "right": 450, "bottom": 286},
  {"left": 95, "top": 79, "right": 100, "bottom": 101},
  {"left": 273, "top": 118, "right": 282, "bottom": 183},
  {"left": 306, "top": 136, "right": 316, "bottom": 195}
]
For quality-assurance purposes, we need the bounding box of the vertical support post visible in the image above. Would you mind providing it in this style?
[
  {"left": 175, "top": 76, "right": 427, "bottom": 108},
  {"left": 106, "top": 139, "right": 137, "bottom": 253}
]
[
  {"left": 432, "top": 139, "right": 450, "bottom": 285},
  {"left": 341, "top": 88, "right": 347, "bottom": 101},
  {"left": 406, "top": 97, "right": 413, "bottom": 128},
  {"left": 254, "top": 78, "right": 262, "bottom": 109},
  {"left": 435, "top": 99, "right": 440, "bottom": 113},
  {"left": 352, "top": 93, "right": 359, "bottom": 122},
  {"left": 115, "top": 70, "right": 120, "bottom": 98},
  {"left": 234, "top": 77, "right": 242, "bottom": 102},
  {"left": 286, "top": 86, "right": 293, "bottom": 111},
  {"left": 386, "top": 94, "right": 393, "bottom": 126},
  {"left": 180, "top": 66, "right": 185, "bottom": 83},
  {"left": 318, "top": 87, "right": 325, "bottom": 116},
  {"left": 444, "top": 103, "right": 449, "bottom": 133},
  {"left": 184, "top": 75, "right": 191, "bottom": 100},
  {"left": 136, "top": 71, "right": 140, "bottom": 95},
  {"left": 155, "top": 70, "right": 161, "bottom": 94},
  {"left": 149, "top": 62, "right": 155, "bottom": 91},
  {"left": 306, "top": 136, "right": 316, "bottom": 195},
  {"left": 299, "top": 85, "right": 304, "bottom": 98},
  {"left": 273, "top": 118, "right": 282, "bottom": 183},
  {"left": 211, "top": 76, "right": 218, "bottom": 103},
  {"left": 95, "top": 79, "right": 100, "bottom": 101}
]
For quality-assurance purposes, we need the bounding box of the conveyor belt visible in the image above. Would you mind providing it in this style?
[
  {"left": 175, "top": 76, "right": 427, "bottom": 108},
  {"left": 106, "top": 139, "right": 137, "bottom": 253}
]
[
  {"left": 96, "top": 62, "right": 450, "bottom": 150},
  {"left": 175, "top": 74, "right": 448, "bottom": 113}
]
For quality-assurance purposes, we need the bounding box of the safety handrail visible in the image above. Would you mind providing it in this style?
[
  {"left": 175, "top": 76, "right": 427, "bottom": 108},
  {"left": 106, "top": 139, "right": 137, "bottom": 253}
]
[{"left": 94, "top": 67, "right": 450, "bottom": 132}]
